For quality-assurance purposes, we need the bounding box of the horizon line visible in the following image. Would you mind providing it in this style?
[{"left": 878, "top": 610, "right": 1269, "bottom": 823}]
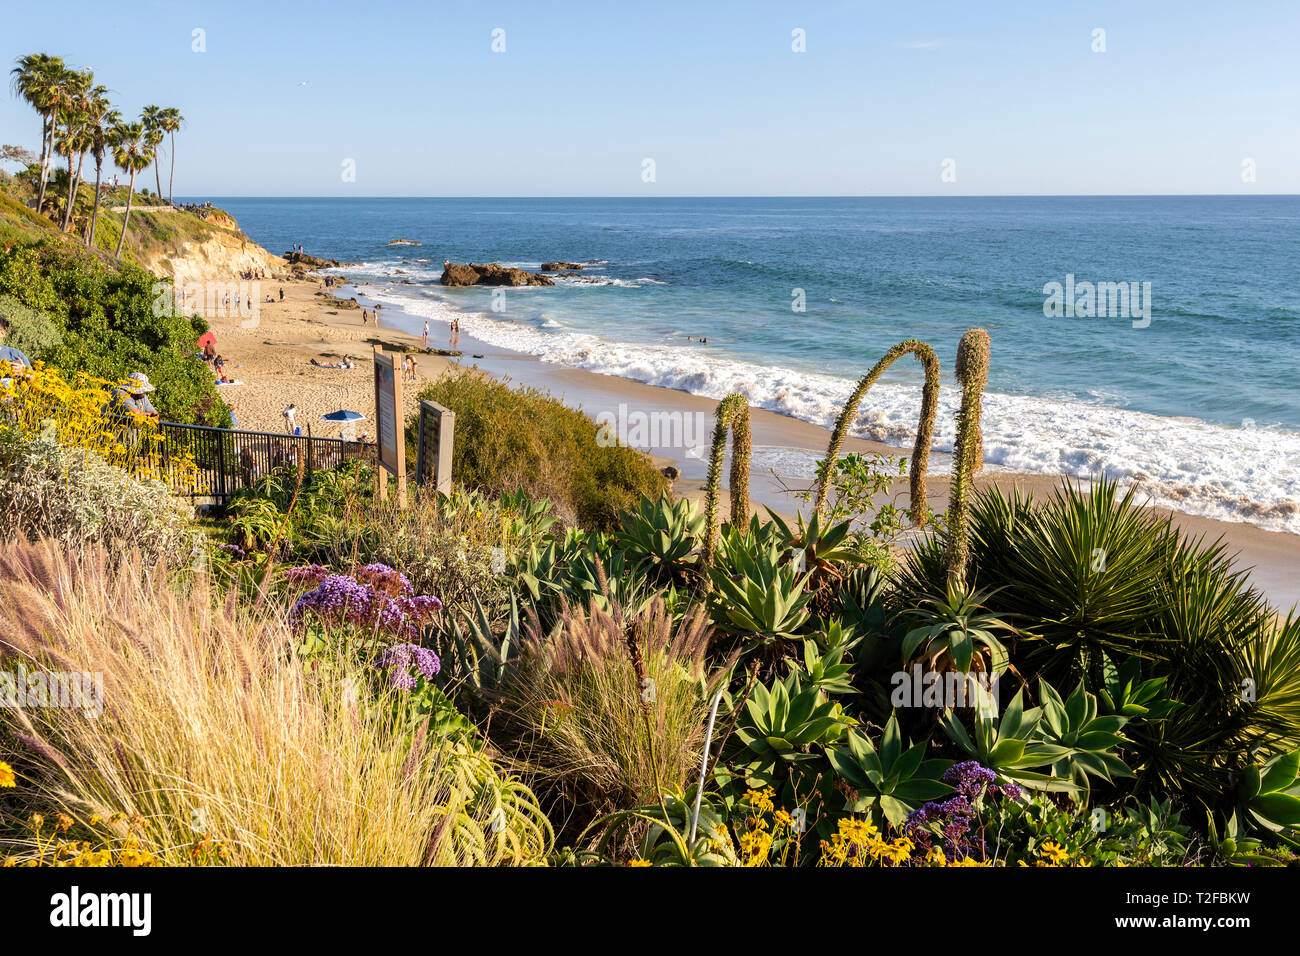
[{"left": 186, "top": 193, "right": 1300, "bottom": 200}]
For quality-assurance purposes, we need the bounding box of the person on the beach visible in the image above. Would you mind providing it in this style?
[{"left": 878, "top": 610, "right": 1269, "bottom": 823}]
[
  {"left": 362, "top": 309, "right": 369, "bottom": 324},
  {"left": 279, "top": 287, "right": 284, "bottom": 301},
  {"left": 282, "top": 403, "right": 297, "bottom": 435},
  {"left": 423, "top": 320, "right": 429, "bottom": 348}
]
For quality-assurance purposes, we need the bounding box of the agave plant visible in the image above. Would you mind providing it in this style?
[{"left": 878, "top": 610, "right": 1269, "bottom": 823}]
[
  {"left": 939, "top": 688, "right": 1073, "bottom": 792},
  {"left": 732, "top": 675, "right": 855, "bottom": 789},
  {"left": 900, "top": 581, "right": 1014, "bottom": 675},
  {"left": 707, "top": 538, "right": 812, "bottom": 646},
  {"left": 1236, "top": 748, "right": 1300, "bottom": 842},
  {"left": 826, "top": 713, "right": 953, "bottom": 826},
  {"left": 613, "top": 494, "right": 704, "bottom": 587},
  {"left": 1034, "top": 679, "right": 1133, "bottom": 799},
  {"left": 767, "top": 508, "right": 867, "bottom": 620}
]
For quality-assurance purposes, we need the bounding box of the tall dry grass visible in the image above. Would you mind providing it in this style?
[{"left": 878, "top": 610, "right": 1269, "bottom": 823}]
[
  {"left": 498, "top": 596, "right": 732, "bottom": 837},
  {"left": 0, "top": 537, "right": 550, "bottom": 866}
]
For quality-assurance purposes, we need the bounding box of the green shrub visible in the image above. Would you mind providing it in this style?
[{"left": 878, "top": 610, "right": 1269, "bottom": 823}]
[
  {"left": 409, "top": 372, "right": 666, "bottom": 530},
  {"left": 0, "top": 429, "right": 198, "bottom": 566},
  {"left": 0, "top": 293, "right": 61, "bottom": 360},
  {"left": 0, "top": 239, "right": 229, "bottom": 427}
]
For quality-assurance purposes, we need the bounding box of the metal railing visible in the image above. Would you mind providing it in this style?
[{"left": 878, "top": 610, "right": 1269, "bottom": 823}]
[
  {"left": 1, "top": 402, "right": 372, "bottom": 504},
  {"left": 158, "top": 422, "right": 372, "bottom": 502}
]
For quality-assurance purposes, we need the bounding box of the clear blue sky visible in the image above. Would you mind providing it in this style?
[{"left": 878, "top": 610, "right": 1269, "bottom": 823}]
[{"left": 2, "top": 0, "right": 1297, "bottom": 196}]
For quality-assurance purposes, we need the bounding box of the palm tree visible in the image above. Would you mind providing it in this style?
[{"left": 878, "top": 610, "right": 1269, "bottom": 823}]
[
  {"left": 58, "top": 71, "right": 91, "bottom": 227},
  {"left": 112, "top": 121, "right": 153, "bottom": 258},
  {"left": 9, "top": 53, "right": 66, "bottom": 215},
  {"left": 158, "top": 107, "right": 184, "bottom": 205},
  {"left": 85, "top": 94, "right": 118, "bottom": 250},
  {"left": 141, "top": 104, "right": 164, "bottom": 200}
]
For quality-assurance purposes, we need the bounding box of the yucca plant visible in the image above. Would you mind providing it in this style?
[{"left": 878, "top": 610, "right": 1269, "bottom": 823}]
[
  {"left": 702, "top": 393, "right": 752, "bottom": 566},
  {"left": 939, "top": 688, "right": 1074, "bottom": 792}
]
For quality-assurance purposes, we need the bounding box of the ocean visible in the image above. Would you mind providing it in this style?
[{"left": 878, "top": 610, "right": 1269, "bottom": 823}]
[{"left": 209, "top": 196, "right": 1300, "bottom": 534}]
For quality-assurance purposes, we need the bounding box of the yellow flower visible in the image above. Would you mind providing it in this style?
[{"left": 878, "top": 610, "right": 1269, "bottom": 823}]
[
  {"left": 57, "top": 814, "right": 74, "bottom": 834},
  {"left": 626, "top": 858, "right": 653, "bottom": 867},
  {"left": 0, "top": 761, "right": 15, "bottom": 788}
]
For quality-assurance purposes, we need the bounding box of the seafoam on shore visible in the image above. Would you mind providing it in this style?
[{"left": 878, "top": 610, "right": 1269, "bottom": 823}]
[{"left": 341, "top": 272, "right": 1300, "bottom": 536}]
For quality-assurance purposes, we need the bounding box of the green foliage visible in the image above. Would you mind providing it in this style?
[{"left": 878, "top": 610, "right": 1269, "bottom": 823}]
[
  {"left": 613, "top": 493, "right": 704, "bottom": 587},
  {"left": 0, "top": 428, "right": 199, "bottom": 567},
  {"left": 826, "top": 714, "right": 954, "bottom": 826},
  {"left": 0, "top": 293, "right": 61, "bottom": 359},
  {"left": 731, "top": 673, "right": 855, "bottom": 790},
  {"left": 0, "top": 239, "right": 229, "bottom": 426},
  {"left": 901, "top": 581, "right": 1013, "bottom": 674},
  {"left": 982, "top": 793, "right": 1192, "bottom": 867},
  {"left": 707, "top": 532, "right": 812, "bottom": 645},
  {"left": 411, "top": 371, "right": 666, "bottom": 530}
]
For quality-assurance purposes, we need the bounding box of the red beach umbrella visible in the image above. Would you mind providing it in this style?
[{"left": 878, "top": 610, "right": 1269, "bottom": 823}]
[{"left": 196, "top": 331, "right": 217, "bottom": 351}]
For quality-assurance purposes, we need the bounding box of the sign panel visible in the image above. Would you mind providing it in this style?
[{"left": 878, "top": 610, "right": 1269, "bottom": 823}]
[{"left": 374, "top": 348, "right": 397, "bottom": 476}]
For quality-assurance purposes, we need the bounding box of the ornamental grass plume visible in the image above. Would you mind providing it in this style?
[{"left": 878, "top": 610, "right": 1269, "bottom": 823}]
[
  {"left": 814, "top": 339, "right": 940, "bottom": 528},
  {"left": 0, "top": 537, "right": 548, "bottom": 866},
  {"left": 944, "top": 329, "right": 991, "bottom": 589},
  {"left": 500, "top": 595, "right": 732, "bottom": 840},
  {"left": 703, "top": 393, "right": 752, "bottom": 566}
]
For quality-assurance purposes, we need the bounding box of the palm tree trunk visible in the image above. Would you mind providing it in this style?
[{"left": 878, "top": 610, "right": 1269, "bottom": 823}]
[
  {"left": 87, "top": 162, "right": 103, "bottom": 249},
  {"left": 168, "top": 132, "right": 176, "bottom": 206},
  {"left": 62, "top": 149, "right": 81, "bottom": 231},
  {"left": 36, "top": 113, "right": 52, "bottom": 214},
  {"left": 154, "top": 157, "right": 162, "bottom": 201},
  {"left": 115, "top": 170, "right": 136, "bottom": 259}
]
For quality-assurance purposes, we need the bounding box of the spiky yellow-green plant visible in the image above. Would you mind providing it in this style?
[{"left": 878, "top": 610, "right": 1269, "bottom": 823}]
[
  {"left": 944, "top": 328, "right": 991, "bottom": 588},
  {"left": 703, "top": 393, "right": 752, "bottom": 565},
  {"left": 814, "top": 340, "right": 941, "bottom": 527}
]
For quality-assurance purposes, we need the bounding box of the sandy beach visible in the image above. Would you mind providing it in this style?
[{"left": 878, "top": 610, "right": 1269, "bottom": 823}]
[{"left": 201, "top": 269, "right": 1300, "bottom": 611}]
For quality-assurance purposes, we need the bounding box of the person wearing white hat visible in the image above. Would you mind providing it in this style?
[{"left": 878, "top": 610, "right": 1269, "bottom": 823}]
[{"left": 110, "top": 372, "right": 160, "bottom": 419}]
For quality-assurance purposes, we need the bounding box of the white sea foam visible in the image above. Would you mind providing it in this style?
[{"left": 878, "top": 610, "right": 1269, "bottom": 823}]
[{"left": 353, "top": 283, "right": 1300, "bottom": 535}]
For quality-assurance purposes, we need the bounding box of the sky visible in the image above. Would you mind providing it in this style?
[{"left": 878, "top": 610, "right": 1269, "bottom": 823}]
[{"left": 1, "top": 0, "right": 1297, "bottom": 196}]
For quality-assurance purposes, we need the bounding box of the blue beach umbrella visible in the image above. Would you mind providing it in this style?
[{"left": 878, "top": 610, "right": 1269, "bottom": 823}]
[{"left": 321, "top": 409, "right": 366, "bottom": 422}]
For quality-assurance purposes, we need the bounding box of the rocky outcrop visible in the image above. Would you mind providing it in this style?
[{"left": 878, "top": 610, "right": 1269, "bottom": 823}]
[
  {"left": 440, "top": 261, "right": 555, "bottom": 287},
  {"left": 541, "top": 261, "right": 583, "bottom": 271},
  {"left": 387, "top": 238, "right": 422, "bottom": 246},
  {"left": 314, "top": 292, "right": 359, "bottom": 309},
  {"left": 284, "top": 250, "right": 349, "bottom": 269}
]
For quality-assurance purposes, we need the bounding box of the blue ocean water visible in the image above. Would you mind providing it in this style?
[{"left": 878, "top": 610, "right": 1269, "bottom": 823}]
[{"left": 211, "top": 196, "right": 1300, "bottom": 532}]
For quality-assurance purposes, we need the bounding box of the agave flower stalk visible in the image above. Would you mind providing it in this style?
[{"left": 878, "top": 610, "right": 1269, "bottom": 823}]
[
  {"left": 703, "top": 393, "right": 752, "bottom": 565},
  {"left": 944, "top": 329, "right": 990, "bottom": 589},
  {"left": 814, "top": 340, "right": 940, "bottom": 528}
]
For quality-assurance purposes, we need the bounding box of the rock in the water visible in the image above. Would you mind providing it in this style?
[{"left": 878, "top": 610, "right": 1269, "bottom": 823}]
[
  {"left": 387, "top": 238, "right": 422, "bottom": 246},
  {"left": 284, "top": 250, "right": 351, "bottom": 268},
  {"left": 440, "top": 261, "right": 554, "bottom": 287},
  {"left": 541, "top": 261, "right": 584, "bottom": 271},
  {"left": 659, "top": 465, "right": 680, "bottom": 482}
]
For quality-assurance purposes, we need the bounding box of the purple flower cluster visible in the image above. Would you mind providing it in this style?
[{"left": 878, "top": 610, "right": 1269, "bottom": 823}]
[
  {"left": 284, "top": 564, "right": 330, "bottom": 587},
  {"left": 218, "top": 544, "right": 247, "bottom": 559},
  {"left": 289, "top": 568, "right": 442, "bottom": 640},
  {"left": 378, "top": 643, "right": 441, "bottom": 690},
  {"left": 355, "top": 563, "right": 413, "bottom": 597},
  {"left": 904, "top": 762, "right": 1021, "bottom": 863}
]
